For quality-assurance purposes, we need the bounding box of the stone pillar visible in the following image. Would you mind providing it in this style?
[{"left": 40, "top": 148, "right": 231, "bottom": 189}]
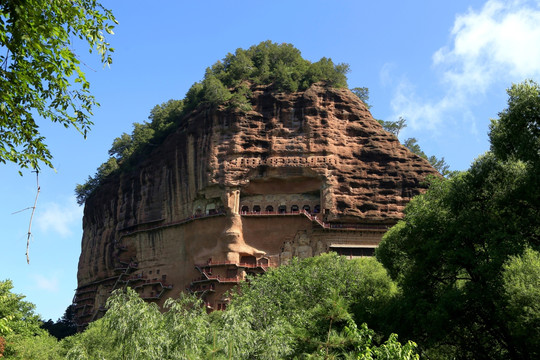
[
  {"left": 212, "top": 186, "right": 265, "bottom": 263},
  {"left": 321, "top": 182, "right": 333, "bottom": 218},
  {"left": 223, "top": 187, "right": 241, "bottom": 215}
]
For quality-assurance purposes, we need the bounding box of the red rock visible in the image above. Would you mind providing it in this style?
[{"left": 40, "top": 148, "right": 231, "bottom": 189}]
[{"left": 74, "top": 83, "right": 439, "bottom": 327}]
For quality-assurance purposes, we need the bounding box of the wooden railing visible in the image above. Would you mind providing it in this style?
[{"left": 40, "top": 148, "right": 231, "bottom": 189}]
[
  {"left": 241, "top": 209, "right": 389, "bottom": 231},
  {"left": 195, "top": 260, "right": 269, "bottom": 269}
]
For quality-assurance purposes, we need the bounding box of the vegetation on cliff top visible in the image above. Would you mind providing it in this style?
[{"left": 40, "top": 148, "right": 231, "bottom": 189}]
[{"left": 75, "top": 41, "right": 350, "bottom": 205}]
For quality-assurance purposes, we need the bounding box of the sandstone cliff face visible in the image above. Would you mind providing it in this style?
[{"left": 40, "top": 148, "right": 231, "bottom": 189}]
[{"left": 74, "top": 83, "right": 439, "bottom": 325}]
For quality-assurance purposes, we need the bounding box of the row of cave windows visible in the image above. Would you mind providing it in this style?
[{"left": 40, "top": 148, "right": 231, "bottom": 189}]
[
  {"left": 240, "top": 204, "right": 320, "bottom": 214},
  {"left": 194, "top": 204, "right": 321, "bottom": 215}
]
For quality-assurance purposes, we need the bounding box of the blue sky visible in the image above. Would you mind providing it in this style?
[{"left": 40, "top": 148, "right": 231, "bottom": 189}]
[{"left": 2, "top": 0, "right": 540, "bottom": 321}]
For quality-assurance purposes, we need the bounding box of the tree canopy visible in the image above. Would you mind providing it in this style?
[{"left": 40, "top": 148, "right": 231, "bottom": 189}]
[
  {"left": 0, "top": 255, "right": 419, "bottom": 359},
  {"left": 490, "top": 80, "right": 540, "bottom": 164},
  {"left": 403, "top": 137, "right": 451, "bottom": 176},
  {"left": 0, "top": 280, "right": 62, "bottom": 358},
  {"left": 376, "top": 80, "right": 540, "bottom": 359},
  {"left": 0, "top": 0, "right": 116, "bottom": 171},
  {"left": 62, "top": 254, "right": 418, "bottom": 360},
  {"left": 180, "top": 41, "right": 349, "bottom": 112}
]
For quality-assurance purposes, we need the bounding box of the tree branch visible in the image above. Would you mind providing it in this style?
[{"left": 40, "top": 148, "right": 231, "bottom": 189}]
[{"left": 25, "top": 171, "right": 40, "bottom": 264}]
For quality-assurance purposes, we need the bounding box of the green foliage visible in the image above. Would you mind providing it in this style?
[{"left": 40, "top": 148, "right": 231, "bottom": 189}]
[
  {"left": 101, "top": 289, "right": 168, "bottom": 359},
  {"left": 0, "top": 280, "right": 42, "bottom": 337},
  {"left": 404, "top": 137, "right": 450, "bottom": 176},
  {"left": 184, "top": 82, "right": 204, "bottom": 113},
  {"left": 187, "top": 41, "right": 348, "bottom": 110},
  {"left": 108, "top": 133, "right": 134, "bottom": 160},
  {"left": 64, "top": 255, "right": 417, "bottom": 359},
  {"left": 228, "top": 253, "right": 412, "bottom": 358},
  {"left": 378, "top": 117, "right": 407, "bottom": 138},
  {"left": 378, "top": 155, "right": 538, "bottom": 358},
  {"left": 75, "top": 157, "right": 118, "bottom": 205},
  {"left": 63, "top": 317, "right": 119, "bottom": 359},
  {"left": 148, "top": 99, "right": 184, "bottom": 139},
  {"left": 228, "top": 83, "right": 253, "bottom": 112},
  {"left": 490, "top": 79, "right": 540, "bottom": 164},
  {"left": 213, "top": 41, "right": 349, "bottom": 92},
  {"left": 75, "top": 41, "right": 350, "bottom": 205},
  {"left": 351, "top": 87, "right": 371, "bottom": 109},
  {"left": 425, "top": 155, "right": 451, "bottom": 177},
  {"left": 202, "top": 69, "right": 232, "bottom": 106},
  {"left": 0, "top": 0, "right": 116, "bottom": 171},
  {"left": 231, "top": 254, "right": 397, "bottom": 331},
  {"left": 75, "top": 97, "right": 185, "bottom": 204},
  {"left": 0, "top": 280, "right": 62, "bottom": 358},
  {"left": 184, "top": 41, "right": 348, "bottom": 111},
  {"left": 377, "top": 80, "right": 540, "bottom": 359},
  {"left": 41, "top": 304, "right": 77, "bottom": 340},
  {"left": 402, "top": 137, "right": 423, "bottom": 157},
  {"left": 4, "top": 332, "right": 62, "bottom": 359},
  {"left": 501, "top": 248, "right": 540, "bottom": 355}
]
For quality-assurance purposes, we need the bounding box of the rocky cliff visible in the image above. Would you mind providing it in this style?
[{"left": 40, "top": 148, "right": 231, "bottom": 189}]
[{"left": 74, "top": 83, "right": 439, "bottom": 326}]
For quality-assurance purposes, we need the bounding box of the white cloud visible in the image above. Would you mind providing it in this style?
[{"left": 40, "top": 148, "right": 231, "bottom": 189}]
[
  {"left": 32, "top": 274, "right": 59, "bottom": 293},
  {"left": 391, "top": 0, "right": 540, "bottom": 130},
  {"left": 380, "top": 62, "right": 396, "bottom": 87},
  {"left": 437, "top": 0, "right": 540, "bottom": 93},
  {"left": 36, "top": 196, "right": 82, "bottom": 238},
  {"left": 390, "top": 78, "right": 460, "bottom": 131}
]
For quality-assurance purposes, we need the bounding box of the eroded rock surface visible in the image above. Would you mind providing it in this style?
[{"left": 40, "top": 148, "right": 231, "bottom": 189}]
[{"left": 74, "top": 83, "right": 439, "bottom": 326}]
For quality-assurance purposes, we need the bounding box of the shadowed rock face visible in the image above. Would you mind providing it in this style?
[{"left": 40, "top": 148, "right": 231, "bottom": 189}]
[{"left": 74, "top": 83, "right": 439, "bottom": 326}]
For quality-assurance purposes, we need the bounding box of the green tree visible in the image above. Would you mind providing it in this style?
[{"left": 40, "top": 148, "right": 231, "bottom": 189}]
[
  {"left": 377, "top": 80, "right": 540, "bottom": 359},
  {"left": 66, "top": 289, "right": 216, "bottom": 360},
  {"left": 219, "top": 50, "right": 254, "bottom": 87},
  {"left": 148, "top": 99, "right": 184, "bottom": 137},
  {"left": 351, "top": 87, "right": 371, "bottom": 109},
  {"left": 228, "top": 83, "right": 253, "bottom": 112},
  {"left": 100, "top": 289, "right": 168, "bottom": 359},
  {"left": 404, "top": 137, "right": 450, "bottom": 176},
  {"left": 0, "top": 0, "right": 116, "bottom": 171},
  {"left": 64, "top": 255, "right": 417, "bottom": 359},
  {"left": 501, "top": 248, "right": 540, "bottom": 357},
  {"left": 75, "top": 156, "right": 118, "bottom": 205},
  {"left": 229, "top": 253, "right": 415, "bottom": 359},
  {"left": 202, "top": 69, "right": 232, "bottom": 106},
  {"left": 0, "top": 280, "right": 61, "bottom": 358},
  {"left": 402, "top": 137, "right": 424, "bottom": 157},
  {"left": 5, "top": 333, "right": 62, "bottom": 360},
  {"left": 0, "top": 280, "right": 42, "bottom": 337},
  {"left": 41, "top": 304, "right": 77, "bottom": 340},
  {"left": 213, "top": 41, "right": 348, "bottom": 93},
  {"left": 108, "top": 133, "right": 133, "bottom": 161},
  {"left": 379, "top": 117, "right": 407, "bottom": 138},
  {"left": 490, "top": 80, "right": 540, "bottom": 164},
  {"left": 63, "top": 317, "right": 119, "bottom": 359},
  {"left": 303, "top": 57, "right": 349, "bottom": 90}
]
